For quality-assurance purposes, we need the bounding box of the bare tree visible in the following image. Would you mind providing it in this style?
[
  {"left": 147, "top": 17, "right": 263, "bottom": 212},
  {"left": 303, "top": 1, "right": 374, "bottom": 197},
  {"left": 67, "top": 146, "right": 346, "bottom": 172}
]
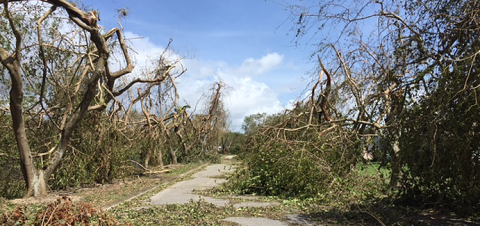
[
  {"left": 129, "top": 46, "right": 186, "bottom": 167},
  {"left": 199, "top": 82, "right": 228, "bottom": 152}
]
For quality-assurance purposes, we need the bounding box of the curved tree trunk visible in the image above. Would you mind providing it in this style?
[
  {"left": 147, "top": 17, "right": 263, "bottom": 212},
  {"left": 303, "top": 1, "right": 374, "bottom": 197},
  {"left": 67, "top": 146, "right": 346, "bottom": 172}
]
[
  {"left": 0, "top": 11, "right": 37, "bottom": 196},
  {"left": 2, "top": 0, "right": 110, "bottom": 197},
  {"left": 2, "top": 48, "right": 50, "bottom": 197}
]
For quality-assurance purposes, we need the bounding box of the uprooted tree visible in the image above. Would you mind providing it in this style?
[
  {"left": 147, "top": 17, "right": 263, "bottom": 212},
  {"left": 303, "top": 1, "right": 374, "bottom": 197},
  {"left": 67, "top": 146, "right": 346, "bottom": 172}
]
[
  {"left": 296, "top": 0, "right": 479, "bottom": 210},
  {"left": 231, "top": 0, "right": 479, "bottom": 214},
  {"left": 0, "top": 0, "right": 178, "bottom": 197}
]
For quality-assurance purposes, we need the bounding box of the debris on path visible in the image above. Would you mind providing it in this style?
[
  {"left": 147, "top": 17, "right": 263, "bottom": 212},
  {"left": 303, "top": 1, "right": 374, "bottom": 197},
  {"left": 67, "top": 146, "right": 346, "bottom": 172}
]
[
  {"left": 150, "top": 164, "right": 234, "bottom": 206},
  {"left": 223, "top": 217, "right": 288, "bottom": 226},
  {"left": 149, "top": 155, "right": 304, "bottom": 225}
]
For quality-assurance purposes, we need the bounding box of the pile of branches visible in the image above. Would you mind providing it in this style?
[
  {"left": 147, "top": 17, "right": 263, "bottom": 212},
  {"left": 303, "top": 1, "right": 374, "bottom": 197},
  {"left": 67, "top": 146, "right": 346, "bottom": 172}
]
[
  {"left": 1, "top": 196, "right": 121, "bottom": 225},
  {"left": 228, "top": 58, "right": 383, "bottom": 205}
]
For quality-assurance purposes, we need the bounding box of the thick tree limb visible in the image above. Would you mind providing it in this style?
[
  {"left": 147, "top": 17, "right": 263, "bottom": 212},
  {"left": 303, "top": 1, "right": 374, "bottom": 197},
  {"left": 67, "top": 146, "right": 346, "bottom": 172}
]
[
  {"left": 317, "top": 56, "right": 332, "bottom": 122},
  {"left": 35, "top": 5, "right": 57, "bottom": 110}
]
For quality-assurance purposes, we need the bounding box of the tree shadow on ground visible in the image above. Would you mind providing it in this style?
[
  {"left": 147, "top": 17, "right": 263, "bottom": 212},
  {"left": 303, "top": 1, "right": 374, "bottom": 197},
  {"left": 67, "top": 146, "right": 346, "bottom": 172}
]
[{"left": 303, "top": 199, "right": 480, "bottom": 226}]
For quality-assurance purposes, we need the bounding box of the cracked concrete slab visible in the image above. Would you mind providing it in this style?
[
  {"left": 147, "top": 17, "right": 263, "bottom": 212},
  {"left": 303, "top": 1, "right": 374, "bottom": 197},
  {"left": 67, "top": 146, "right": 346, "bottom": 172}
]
[
  {"left": 285, "top": 214, "right": 318, "bottom": 225},
  {"left": 223, "top": 217, "right": 288, "bottom": 226},
  {"left": 233, "top": 202, "right": 279, "bottom": 208},
  {"left": 150, "top": 164, "right": 235, "bottom": 206},
  {"left": 149, "top": 157, "right": 295, "bottom": 225}
]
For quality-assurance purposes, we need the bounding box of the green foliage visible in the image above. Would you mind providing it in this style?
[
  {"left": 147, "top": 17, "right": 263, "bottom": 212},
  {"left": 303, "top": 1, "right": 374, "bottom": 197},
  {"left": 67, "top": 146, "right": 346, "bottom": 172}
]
[
  {"left": 241, "top": 113, "right": 267, "bottom": 135},
  {"left": 49, "top": 114, "right": 141, "bottom": 189},
  {"left": 224, "top": 132, "right": 246, "bottom": 154},
  {"left": 383, "top": 0, "right": 480, "bottom": 214},
  {"left": 117, "top": 199, "right": 224, "bottom": 225},
  {"left": 0, "top": 115, "right": 25, "bottom": 198},
  {"left": 227, "top": 110, "right": 387, "bottom": 207},
  {"left": 47, "top": 111, "right": 222, "bottom": 190},
  {"left": 396, "top": 62, "right": 480, "bottom": 212}
]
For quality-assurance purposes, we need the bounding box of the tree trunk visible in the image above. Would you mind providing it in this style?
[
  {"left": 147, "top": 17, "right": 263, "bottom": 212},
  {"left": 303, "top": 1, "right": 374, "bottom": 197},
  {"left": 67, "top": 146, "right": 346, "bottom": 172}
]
[
  {"left": 144, "top": 152, "right": 151, "bottom": 169},
  {"left": 4, "top": 43, "right": 55, "bottom": 197},
  {"left": 30, "top": 170, "right": 48, "bottom": 197},
  {"left": 389, "top": 132, "right": 402, "bottom": 188},
  {"left": 169, "top": 147, "right": 177, "bottom": 164},
  {"left": 156, "top": 148, "right": 164, "bottom": 167},
  {"left": 1, "top": 44, "right": 39, "bottom": 198}
]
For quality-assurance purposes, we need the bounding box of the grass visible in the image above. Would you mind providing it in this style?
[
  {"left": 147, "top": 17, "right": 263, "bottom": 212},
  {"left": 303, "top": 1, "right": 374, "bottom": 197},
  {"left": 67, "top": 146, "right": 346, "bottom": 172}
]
[
  {"left": 0, "top": 162, "right": 207, "bottom": 225},
  {"left": 356, "top": 161, "right": 390, "bottom": 179},
  {"left": 76, "top": 162, "right": 204, "bottom": 208},
  {"left": 112, "top": 198, "right": 291, "bottom": 225},
  {"left": 168, "top": 163, "right": 203, "bottom": 176},
  {"left": 4, "top": 157, "right": 477, "bottom": 225}
]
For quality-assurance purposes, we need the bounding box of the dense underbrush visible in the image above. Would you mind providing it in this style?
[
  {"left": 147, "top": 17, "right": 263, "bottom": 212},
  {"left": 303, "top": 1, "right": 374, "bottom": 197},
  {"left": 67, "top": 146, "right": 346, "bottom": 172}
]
[
  {"left": 0, "top": 113, "right": 221, "bottom": 199},
  {"left": 226, "top": 111, "right": 390, "bottom": 210}
]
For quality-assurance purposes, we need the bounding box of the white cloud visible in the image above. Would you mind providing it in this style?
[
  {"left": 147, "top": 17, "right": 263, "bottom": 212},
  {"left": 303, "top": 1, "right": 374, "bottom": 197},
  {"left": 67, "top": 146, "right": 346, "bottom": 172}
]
[
  {"left": 122, "top": 31, "right": 183, "bottom": 78},
  {"left": 118, "top": 33, "right": 296, "bottom": 132},
  {"left": 237, "top": 52, "right": 284, "bottom": 75},
  {"left": 223, "top": 76, "right": 284, "bottom": 132},
  {"left": 178, "top": 54, "right": 288, "bottom": 132}
]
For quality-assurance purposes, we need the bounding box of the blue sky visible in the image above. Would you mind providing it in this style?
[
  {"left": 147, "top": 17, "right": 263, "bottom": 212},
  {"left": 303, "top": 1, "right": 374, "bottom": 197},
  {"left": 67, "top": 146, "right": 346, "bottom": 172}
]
[{"left": 82, "top": 0, "right": 317, "bottom": 131}]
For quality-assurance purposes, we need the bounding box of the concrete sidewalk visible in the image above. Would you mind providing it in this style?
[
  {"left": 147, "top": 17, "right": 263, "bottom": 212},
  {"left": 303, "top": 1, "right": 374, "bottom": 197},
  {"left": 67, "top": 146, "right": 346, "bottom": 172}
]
[
  {"left": 150, "top": 164, "right": 234, "bottom": 206},
  {"left": 149, "top": 155, "right": 293, "bottom": 226}
]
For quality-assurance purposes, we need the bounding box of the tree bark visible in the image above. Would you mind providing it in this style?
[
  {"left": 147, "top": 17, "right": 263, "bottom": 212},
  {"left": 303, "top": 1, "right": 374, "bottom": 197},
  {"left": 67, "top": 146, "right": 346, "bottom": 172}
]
[
  {"left": 169, "top": 147, "right": 178, "bottom": 164},
  {"left": 156, "top": 148, "right": 164, "bottom": 167},
  {"left": 2, "top": 51, "right": 39, "bottom": 197},
  {"left": 31, "top": 170, "right": 48, "bottom": 197},
  {"left": 0, "top": 2, "right": 38, "bottom": 196}
]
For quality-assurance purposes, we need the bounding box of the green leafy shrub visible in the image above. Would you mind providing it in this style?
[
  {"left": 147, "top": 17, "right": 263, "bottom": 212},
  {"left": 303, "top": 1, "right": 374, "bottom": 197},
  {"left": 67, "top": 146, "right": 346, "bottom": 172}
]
[
  {"left": 394, "top": 70, "right": 480, "bottom": 214},
  {"left": 227, "top": 111, "right": 386, "bottom": 207}
]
